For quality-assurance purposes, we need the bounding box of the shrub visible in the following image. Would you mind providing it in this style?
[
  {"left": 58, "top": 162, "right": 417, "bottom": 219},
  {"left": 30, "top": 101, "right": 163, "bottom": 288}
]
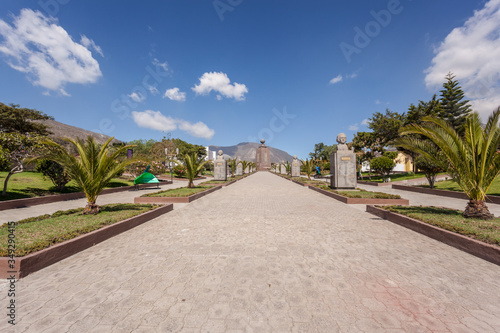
[
  {"left": 370, "top": 156, "right": 395, "bottom": 181},
  {"left": 35, "top": 159, "right": 72, "bottom": 192},
  {"left": 124, "top": 160, "right": 166, "bottom": 177},
  {"left": 173, "top": 164, "right": 186, "bottom": 178}
]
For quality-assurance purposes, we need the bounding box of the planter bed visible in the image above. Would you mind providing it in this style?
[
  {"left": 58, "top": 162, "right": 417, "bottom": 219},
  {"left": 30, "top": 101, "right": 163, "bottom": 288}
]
[
  {"left": 0, "top": 181, "right": 172, "bottom": 211},
  {"left": 391, "top": 184, "right": 500, "bottom": 204},
  {"left": 366, "top": 205, "right": 500, "bottom": 266},
  {"left": 134, "top": 185, "right": 222, "bottom": 204},
  {"left": 357, "top": 180, "right": 391, "bottom": 187},
  {"left": 0, "top": 204, "right": 173, "bottom": 279},
  {"left": 308, "top": 186, "right": 409, "bottom": 205}
]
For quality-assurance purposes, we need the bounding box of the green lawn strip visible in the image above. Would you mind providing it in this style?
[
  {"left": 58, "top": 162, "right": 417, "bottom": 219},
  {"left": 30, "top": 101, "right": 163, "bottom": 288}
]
[
  {"left": 420, "top": 177, "right": 500, "bottom": 197},
  {"left": 0, "top": 171, "right": 135, "bottom": 201},
  {"left": 142, "top": 185, "right": 214, "bottom": 198},
  {"left": 313, "top": 185, "right": 401, "bottom": 199},
  {"left": 360, "top": 172, "right": 446, "bottom": 183},
  {"left": 382, "top": 205, "right": 500, "bottom": 246},
  {"left": 0, "top": 203, "right": 157, "bottom": 257}
]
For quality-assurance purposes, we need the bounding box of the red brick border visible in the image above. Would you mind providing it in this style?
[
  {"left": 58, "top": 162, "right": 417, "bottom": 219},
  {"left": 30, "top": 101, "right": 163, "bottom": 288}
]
[
  {"left": 134, "top": 185, "right": 222, "bottom": 204},
  {"left": 308, "top": 186, "right": 409, "bottom": 205},
  {"left": 0, "top": 181, "right": 172, "bottom": 211},
  {"left": 0, "top": 204, "right": 173, "bottom": 279},
  {"left": 391, "top": 184, "right": 500, "bottom": 204},
  {"left": 366, "top": 205, "right": 500, "bottom": 266}
]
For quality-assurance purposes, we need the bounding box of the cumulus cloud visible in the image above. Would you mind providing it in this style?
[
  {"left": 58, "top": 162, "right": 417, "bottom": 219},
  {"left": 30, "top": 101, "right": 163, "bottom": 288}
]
[
  {"left": 163, "top": 87, "right": 186, "bottom": 101},
  {"left": 80, "top": 35, "right": 103, "bottom": 57},
  {"left": 128, "top": 92, "right": 145, "bottom": 103},
  {"left": 361, "top": 118, "right": 370, "bottom": 126},
  {"left": 132, "top": 110, "right": 215, "bottom": 140},
  {"left": 0, "top": 9, "right": 102, "bottom": 94},
  {"left": 425, "top": 0, "right": 500, "bottom": 118},
  {"left": 192, "top": 72, "right": 248, "bottom": 101},
  {"left": 348, "top": 124, "right": 359, "bottom": 131},
  {"left": 329, "top": 74, "right": 343, "bottom": 85}
]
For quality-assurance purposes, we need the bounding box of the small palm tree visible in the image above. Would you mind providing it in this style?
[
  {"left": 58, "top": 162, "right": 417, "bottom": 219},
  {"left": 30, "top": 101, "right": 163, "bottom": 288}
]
[
  {"left": 284, "top": 161, "right": 291, "bottom": 176},
  {"left": 241, "top": 160, "right": 249, "bottom": 174},
  {"left": 301, "top": 159, "right": 315, "bottom": 180},
  {"left": 228, "top": 158, "right": 237, "bottom": 177},
  {"left": 27, "top": 136, "right": 136, "bottom": 214},
  {"left": 179, "top": 152, "right": 208, "bottom": 188},
  {"left": 393, "top": 108, "right": 500, "bottom": 219}
]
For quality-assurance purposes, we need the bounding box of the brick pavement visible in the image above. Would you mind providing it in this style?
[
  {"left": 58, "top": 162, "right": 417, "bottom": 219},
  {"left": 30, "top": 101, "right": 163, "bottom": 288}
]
[{"left": 1, "top": 172, "right": 500, "bottom": 332}]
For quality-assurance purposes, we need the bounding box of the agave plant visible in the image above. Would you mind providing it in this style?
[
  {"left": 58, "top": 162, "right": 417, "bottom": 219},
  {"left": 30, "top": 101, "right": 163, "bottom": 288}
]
[
  {"left": 178, "top": 152, "right": 208, "bottom": 188},
  {"left": 300, "top": 158, "right": 315, "bottom": 180},
  {"left": 27, "top": 136, "right": 136, "bottom": 214},
  {"left": 393, "top": 108, "right": 500, "bottom": 219}
]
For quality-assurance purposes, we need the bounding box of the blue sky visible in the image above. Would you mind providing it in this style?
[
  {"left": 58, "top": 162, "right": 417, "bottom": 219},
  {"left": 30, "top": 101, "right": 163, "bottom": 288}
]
[{"left": 1, "top": 0, "right": 499, "bottom": 159}]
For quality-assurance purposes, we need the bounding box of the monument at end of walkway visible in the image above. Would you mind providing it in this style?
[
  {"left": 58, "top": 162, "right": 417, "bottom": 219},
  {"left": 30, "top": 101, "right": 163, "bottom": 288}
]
[
  {"left": 291, "top": 156, "right": 301, "bottom": 177},
  {"left": 330, "top": 133, "right": 357, "bottom": 189},
  {"left": 236, "top": 159, "right": 243, "bottom": 176},
  {"left": 255, "top": 139, "right": 271, "bottom": 171},
  {"left": 214, "top": 150, "right": 227, "bottom": 181}
]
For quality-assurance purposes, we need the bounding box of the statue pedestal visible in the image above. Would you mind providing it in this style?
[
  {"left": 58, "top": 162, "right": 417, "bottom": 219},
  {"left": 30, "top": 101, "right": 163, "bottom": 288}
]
[{"left": 330, "top": 150, "right": 357, "bottom": 189}]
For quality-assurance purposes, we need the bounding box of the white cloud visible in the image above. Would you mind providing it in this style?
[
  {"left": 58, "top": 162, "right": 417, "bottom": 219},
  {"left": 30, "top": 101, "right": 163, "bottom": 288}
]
[
  {"left": 132, "top": 110, "right": 215, "bottom": 140},
  {"left": 192, "top": 72, "right": 248, "bottom": 101},
  {"left": 374, "top": 99, "right": 381, "bottom": 105},
  {"left": 128, "top": 92, "right": 145, "bottom": 103},
  {"left": 0, "top": 9, "right": 102, "bottom": 94},
  {"left": 425, "top": 0, "right": 500, "bottom": 118},
  {"left": 329, "top": 74, "right": 343, "bottom": 85},
  {"left": 361, "top": 118, "right": 370, "bottom": 126},
  {"left": 147, "top": 85, "right": 159, "bottom": 95},
  {"left": 163, "top": 87, "right": 186, "bottom": 101},
  {"left": 152, "top": 58, "right": 168, "bottom": 71},
  {"left": 348, "top": 124, "right": 359, "bottom": 131},
  {"left": 80, "top": 35, "right": 103, "bottom": 57}
]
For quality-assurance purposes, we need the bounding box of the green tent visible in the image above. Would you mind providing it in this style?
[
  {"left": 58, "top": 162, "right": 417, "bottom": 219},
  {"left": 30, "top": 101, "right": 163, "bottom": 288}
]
[{"left": 134, "top": 165, "right": 160, "bottom": 186}]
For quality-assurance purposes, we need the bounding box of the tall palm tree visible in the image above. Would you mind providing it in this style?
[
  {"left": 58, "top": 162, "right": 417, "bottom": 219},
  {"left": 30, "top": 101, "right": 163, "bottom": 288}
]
[
  {"left": 393, "top": 108, "right": 500, "bottom": 219},
  {"left": 179, "top": 152, "right": 208, "bottom": 188},
  {"left": 27, "top": 136, "right": 137, "bottom": 214},
  {"left": 301, "top": 158, "right": 315, "bottom": 180},
  {"left": 241, "top": 160, "right": 249, "bottom": 174}
]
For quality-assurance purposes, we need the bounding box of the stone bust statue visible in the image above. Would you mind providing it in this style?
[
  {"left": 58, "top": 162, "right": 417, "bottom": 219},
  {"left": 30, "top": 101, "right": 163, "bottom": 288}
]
[
  {"left": 293, "top": 155, "right": 298, "bottom": 160},
  {"left": 336, "top": 133, "right": 348, "bottom": 150},
  {"left": 217, "top": 150, "right": 224, "bottom": 159}
]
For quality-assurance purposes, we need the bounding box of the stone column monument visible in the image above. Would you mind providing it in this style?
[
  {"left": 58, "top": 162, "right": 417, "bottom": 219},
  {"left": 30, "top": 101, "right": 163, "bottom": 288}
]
[
  {"left": 280, "top": 161, "right": 287, "bottom": 174},
  {"left": 236, "top": 160, "right": 243, "bottom": 176},
  {"left": 214, "top": 150, "right": 227, "bottom": 181},
  {"left": 291, "top": 156, "right": 301, "bottom": 177},
  {"left": 255, "top": 139, "right": 271, "bottom": 171},
  {"left": 330, "top": 133, "right": 357, "bottom": 189}
]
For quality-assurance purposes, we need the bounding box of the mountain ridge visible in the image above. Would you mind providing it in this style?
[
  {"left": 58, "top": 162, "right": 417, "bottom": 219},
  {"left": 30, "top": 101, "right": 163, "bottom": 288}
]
[{"left": 209, "top": 142, "right": 293, "bottom": 163}]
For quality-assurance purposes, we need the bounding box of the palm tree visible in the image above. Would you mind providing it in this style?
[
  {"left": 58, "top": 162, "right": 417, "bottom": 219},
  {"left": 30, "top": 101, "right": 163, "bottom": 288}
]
[
  {"left": 241, "top": 160, "right": 249, "bottom": 174},
  {"left": 179, "top": 152, "right": 208, "bottom": 188},
  {"left": 301, "top": 158, "right": 315, "bottom": 180},
  {"left": 228, "top": 158, "right": 237, "bottom": 177},
  {"left": 27, "top": 136, "right": 137, "bottom": 214},
  {"left": 393, "top": 108, "right": 500, "bottom": 219},
  {"left": 284, "top": 161, "right": 292, "bottom": 176}
]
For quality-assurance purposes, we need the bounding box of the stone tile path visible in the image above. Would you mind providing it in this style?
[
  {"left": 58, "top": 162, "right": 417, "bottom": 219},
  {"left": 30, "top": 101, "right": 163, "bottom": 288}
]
[{"left": 1, "top": 172, "right": 500, "bottom": 332}]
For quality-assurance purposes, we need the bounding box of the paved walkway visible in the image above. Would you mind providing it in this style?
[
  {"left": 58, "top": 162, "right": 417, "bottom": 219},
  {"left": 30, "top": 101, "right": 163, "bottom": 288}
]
[{"left": 1, "top": 172, "right": 500, "bottom": 332}]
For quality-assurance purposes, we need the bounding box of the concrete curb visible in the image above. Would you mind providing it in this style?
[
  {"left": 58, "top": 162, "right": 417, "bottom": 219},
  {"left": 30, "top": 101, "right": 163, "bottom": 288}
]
[
  {"left": 358, "top": 180, "right": 391, "bottom": 186},
  {"left": 0, "top": 204, "right": 173, "bottom": 279},
  {"left": 366, "top": 205, "right": 500, "bottom": 266},
  {"left": 134, "top": 185, "right": 222, "bottom": 204},
  {"left": 0, "top": 182, "right": 172, "bottom": 211},
  {"left": 391, "top": 184, "right": 500, "bottom": 205}
]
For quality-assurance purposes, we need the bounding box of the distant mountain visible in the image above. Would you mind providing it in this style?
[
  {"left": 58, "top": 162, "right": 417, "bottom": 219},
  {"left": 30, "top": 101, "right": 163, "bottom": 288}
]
[
  {"left": 209, "top": 142, "right": 293, "bottom": 163},
  {"left": 37, "top": 119, "right": 122, "bottom": 145}
]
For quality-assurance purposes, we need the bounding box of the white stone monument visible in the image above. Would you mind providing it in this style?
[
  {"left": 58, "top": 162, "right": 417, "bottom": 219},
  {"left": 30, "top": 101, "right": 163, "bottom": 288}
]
[
  {"left": 330, "top": 133, "right": 356, "bottom": 189},
  {"left": 236, "top": 160, "right": 243, "bottom": 176},
  {"left": 214, "top": 150, "right": 227, "bottom": 181},
  {"left": 291, "top": 156, "right": 301, "bottom": 177}
]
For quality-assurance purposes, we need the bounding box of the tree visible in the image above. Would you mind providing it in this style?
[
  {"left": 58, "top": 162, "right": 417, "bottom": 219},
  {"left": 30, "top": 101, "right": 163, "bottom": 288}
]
[
  {"left": 309, "top": 142, "right": 337, "bottom": 160},
  {"left": 284, "top": 161, "right": 291, "bottom": 175},
  {"left": 27, "top": 136, "right": 137, "bottom": 214},
  {"left": 393, "top": 108, "right": 500, "bottom": 219},
  {"left": 368, "top": 109, "right": 406, "bottom": 149},
  {"left": 301, "top": 159, "right": 315, "bottom": 180},
  {"left": 241, "top": 160, "right": 249, "bottom": 174},
  {"left": 179, "top": 152, "right": 208, "bottom": 188},
  {"left": 370, "top": 156, "right": 395, "bottom": 182},
  {"left": 0, "top": 133, "right": 43, "bottom": 197},
  {"left": 439, "top": 73, "right": 472, "bottom": 135},
  {"left": 35, "top": 159, "right": 72, "bottom": 192},
  {"left": 0, "top": 103, "right": 53, "bottom": 135},
  {"left": 414, "top": 154, "right": 442, "bottom": 189},
  {"left": 352, "top": 132, "right": 378, "bottom": 180},
  {"left": 228, "top": 158, "right": 237, "bottom": 177}
]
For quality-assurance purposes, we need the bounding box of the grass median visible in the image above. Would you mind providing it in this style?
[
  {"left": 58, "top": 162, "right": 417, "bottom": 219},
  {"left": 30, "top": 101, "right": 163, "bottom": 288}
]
[
  {"left": 141, "top": 185, "right": 214, "bottom": 198},
  {"left": 0, "top": 203, "right": 157, "bottom": 257},
  {"left": 383, "top": 205, "right": 500, "bottom": 246}
]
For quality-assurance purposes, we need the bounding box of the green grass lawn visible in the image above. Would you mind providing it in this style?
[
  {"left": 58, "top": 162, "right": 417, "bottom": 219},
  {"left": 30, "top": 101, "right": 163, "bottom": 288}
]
[
  {"left": 360, "top": 172, "right": 446, "bottom": 183},
  {"left": 421, "top": 177, "right": 500, "bottom": 197},
  {"left": 0, "top": 203, "right": 156, "bottom": 257},
  {"left": 0, "top": 171, "right": 135, "bottom": 201},
  {"left": 142, "top": 185, "right": 214, "bottom": 197},
  {"left": 383, "top": 205, "right": 500, "bottom": 246}
]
